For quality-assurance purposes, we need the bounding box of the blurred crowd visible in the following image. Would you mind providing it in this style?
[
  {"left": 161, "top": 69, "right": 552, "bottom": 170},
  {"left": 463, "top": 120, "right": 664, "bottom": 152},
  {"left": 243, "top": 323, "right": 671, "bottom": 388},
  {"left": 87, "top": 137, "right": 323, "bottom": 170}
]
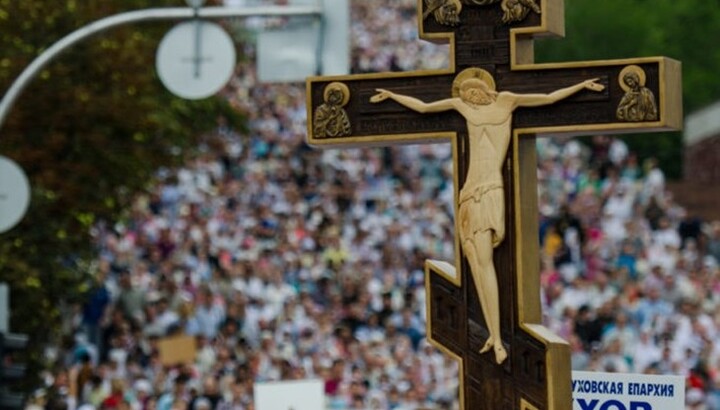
[{"left": 29, "top": 1, "right": 720, "bottom": 410}]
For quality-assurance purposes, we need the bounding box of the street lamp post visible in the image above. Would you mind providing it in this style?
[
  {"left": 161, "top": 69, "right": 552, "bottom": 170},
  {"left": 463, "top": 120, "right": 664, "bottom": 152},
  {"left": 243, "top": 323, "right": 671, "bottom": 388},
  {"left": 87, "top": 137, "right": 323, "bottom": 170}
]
[{"left": 0, "top": 4, "right": 323, "bottom": 134}]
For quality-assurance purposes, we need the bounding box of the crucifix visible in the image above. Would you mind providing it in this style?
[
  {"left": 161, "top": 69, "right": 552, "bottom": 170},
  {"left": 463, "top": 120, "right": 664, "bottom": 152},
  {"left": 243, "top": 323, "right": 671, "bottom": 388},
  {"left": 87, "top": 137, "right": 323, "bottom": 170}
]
[{"left": 305, "top": 0, "right": 682, "bottom": 408}]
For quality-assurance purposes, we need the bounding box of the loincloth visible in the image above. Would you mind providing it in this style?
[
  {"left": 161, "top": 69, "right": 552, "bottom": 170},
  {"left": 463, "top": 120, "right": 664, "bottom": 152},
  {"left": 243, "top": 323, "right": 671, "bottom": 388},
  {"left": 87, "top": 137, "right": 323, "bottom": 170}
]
[{"left": 458, "top": 182, "right": 505, "bottom": 248}]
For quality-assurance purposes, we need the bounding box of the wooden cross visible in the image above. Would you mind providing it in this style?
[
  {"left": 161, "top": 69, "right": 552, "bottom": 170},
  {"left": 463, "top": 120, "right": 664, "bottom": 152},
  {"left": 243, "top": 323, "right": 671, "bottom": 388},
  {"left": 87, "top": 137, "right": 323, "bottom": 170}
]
[{"left": 305, "top": 0, "right": 682, "bottom": 408}]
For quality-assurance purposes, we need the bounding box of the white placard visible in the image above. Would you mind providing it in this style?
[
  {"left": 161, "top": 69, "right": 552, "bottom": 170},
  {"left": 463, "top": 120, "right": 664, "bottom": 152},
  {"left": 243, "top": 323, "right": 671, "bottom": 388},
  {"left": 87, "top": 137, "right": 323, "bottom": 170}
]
[
  {"left": 257, "top": 24, "right": 319, "bottom": 83},
  {"left": 572, "top": 371, "right": 684, "bottom": 410},
  {"left": 254, "top": 379, "right": 324, "bottom": 410},
  {"left": 0, "top": 155, "right": 30, "bottom": 233},
  {"left": 256, "top": 0, "right": 349, "bottom": 83}
]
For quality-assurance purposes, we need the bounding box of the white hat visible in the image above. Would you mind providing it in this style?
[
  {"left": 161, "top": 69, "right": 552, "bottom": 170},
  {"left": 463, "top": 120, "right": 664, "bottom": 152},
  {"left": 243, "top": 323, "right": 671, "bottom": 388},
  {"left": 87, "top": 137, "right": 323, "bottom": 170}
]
[{"left": 134, "top": 379, "right": 152, "bottom": 393}]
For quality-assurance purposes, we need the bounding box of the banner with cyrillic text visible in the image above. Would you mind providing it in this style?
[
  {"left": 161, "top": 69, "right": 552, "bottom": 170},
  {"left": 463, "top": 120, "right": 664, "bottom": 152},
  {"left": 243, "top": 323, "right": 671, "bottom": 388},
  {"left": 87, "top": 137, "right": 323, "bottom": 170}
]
[{"left": 572, "top": 371, "right": 684, "bottom": 410}]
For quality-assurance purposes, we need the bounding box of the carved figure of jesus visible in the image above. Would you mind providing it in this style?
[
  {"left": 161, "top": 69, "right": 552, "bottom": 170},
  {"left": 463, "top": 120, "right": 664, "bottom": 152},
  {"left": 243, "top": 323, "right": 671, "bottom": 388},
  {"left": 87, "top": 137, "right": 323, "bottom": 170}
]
[{"left": 371, "top": 69, "right": 604, "bottom": 364}]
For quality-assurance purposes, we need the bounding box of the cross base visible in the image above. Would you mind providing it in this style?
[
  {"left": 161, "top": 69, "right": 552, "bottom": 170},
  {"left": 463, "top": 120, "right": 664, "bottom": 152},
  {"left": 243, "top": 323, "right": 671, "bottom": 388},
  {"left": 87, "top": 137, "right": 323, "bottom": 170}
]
[{"left": 426, "top": 260, "right": 571, "bottom": 409}]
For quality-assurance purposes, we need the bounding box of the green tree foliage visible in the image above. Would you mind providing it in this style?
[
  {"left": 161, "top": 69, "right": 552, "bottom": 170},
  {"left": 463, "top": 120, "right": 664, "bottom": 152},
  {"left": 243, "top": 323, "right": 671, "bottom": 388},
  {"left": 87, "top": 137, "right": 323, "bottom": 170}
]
[
  {"left": 536, "top": 0, "right": 720, "bottom": 178},
  {"left": 0, "top": 0, "right": 244, "bottom": 386}
]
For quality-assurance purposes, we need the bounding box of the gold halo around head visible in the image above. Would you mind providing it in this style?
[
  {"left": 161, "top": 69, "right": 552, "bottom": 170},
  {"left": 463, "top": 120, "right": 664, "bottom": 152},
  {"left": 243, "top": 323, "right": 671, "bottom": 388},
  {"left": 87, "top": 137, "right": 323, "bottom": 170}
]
[
  {"left": 618, "top": 65, "right": 646, "bottom": 92},
  {"left": 324, "top": 82, "right": 351, "bottom": 106},
  {"left": 452, "top": 68, "right": 496, "bottom": 98}
]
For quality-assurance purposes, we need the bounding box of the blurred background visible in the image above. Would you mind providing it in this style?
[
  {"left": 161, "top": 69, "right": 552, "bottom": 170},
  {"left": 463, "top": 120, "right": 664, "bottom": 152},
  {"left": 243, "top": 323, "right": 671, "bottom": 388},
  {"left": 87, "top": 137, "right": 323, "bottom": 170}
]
[{"left": 1, "top": 0, "right": 719, "bottom": 409}]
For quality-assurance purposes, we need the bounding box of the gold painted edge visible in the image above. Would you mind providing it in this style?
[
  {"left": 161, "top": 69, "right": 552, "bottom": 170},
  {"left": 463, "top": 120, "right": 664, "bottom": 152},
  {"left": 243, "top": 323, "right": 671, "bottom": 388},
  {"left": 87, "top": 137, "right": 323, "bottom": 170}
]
[
  {"left": 512, "top": 54, "right": 680, "bottom": 72},
  {"left": 424, "top": 259, "right": 465, "bottom": 410},
  {"left": 544, "top": 0, "right": 565, "bottom": 38},
  {"left": 513, "top": 136, "right": 542, "bottom": 325},
  {"left": 514, "top": 134, "right": 572, "bottom": 410},
  {"left": 426, "top": 259, "right": 461, "bottom": 287},
  {"left": 306, "top": 120, "right": 679, "bottom": 149},
  {"left": 518, "top": 122, "right": 674, "bottom": 139},
  {"left": 306, "top": 132, "right": 455, "bottom": 149},
  {"left": 522, "top": 397, "right": 542, "bottom": 410},
  {"left": 660, "top": 58, "right": 683, "bottom": 131}
]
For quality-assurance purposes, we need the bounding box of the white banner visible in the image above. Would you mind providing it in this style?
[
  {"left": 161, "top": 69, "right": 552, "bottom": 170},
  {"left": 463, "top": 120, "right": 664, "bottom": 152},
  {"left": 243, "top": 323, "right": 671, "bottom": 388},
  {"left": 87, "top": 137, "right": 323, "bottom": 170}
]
[
  {"left": 254, "top": 379, "right": 325, "bottom": 410},
  {"left": 572, "top": 371, "right": 685, "bottom": 410}
]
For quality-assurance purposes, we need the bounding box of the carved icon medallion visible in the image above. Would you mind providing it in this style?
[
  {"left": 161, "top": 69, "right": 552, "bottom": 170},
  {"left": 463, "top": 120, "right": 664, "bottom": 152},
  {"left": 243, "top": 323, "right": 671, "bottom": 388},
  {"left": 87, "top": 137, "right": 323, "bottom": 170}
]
[
  {"left": 313, "top": 82, "right": 352, "bottom": 138},
  {"left": 616, "top": 65, "right": 658, "bottom": 122}
]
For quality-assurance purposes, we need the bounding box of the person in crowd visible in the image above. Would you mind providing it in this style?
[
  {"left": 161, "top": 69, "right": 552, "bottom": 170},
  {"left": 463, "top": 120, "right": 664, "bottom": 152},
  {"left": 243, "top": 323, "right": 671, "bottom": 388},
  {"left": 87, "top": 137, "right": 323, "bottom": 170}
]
[{"left": 41, "top": 1, "right": 720, "bottom": 408}]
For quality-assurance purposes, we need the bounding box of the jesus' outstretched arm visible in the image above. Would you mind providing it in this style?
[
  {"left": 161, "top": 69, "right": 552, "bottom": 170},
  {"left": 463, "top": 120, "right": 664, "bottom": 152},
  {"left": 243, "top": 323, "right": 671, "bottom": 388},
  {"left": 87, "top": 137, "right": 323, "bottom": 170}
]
[
  {"left": 508, "top": 78, "right": 605, "bottom": 108},
  {"left": 371, "top": 89, "right": 457, "bottom": 113}
]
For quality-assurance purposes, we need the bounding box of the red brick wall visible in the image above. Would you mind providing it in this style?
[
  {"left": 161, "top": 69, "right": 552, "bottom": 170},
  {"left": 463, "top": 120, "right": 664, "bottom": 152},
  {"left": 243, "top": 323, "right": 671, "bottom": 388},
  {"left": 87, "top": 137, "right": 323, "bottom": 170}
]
[
  {"left": 673, "top": 134, "right": 720, "bottom": 221},
  {"left": 685, "top": 133, "right": 720, "bottom": 183}
]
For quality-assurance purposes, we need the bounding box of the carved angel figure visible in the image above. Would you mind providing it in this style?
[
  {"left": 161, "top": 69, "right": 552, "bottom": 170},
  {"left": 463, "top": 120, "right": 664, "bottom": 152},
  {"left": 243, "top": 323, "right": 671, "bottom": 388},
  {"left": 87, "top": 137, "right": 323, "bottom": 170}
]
[
  {"left": 424, "top": 0, "right": 541, "bottom": 26},
  {"left": 423, "top": 0, "right": 463, "bottom": 26},
  {"left": 499, "top": 0, "right": 541, "bottom": 23}
]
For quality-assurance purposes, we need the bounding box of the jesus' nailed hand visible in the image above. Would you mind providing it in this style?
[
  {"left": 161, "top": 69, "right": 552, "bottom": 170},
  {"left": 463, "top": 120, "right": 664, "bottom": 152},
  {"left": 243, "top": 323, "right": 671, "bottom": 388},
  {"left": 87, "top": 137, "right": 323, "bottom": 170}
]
[{"left": 370, "top": 69, "right": 604, "bottom": 364}]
